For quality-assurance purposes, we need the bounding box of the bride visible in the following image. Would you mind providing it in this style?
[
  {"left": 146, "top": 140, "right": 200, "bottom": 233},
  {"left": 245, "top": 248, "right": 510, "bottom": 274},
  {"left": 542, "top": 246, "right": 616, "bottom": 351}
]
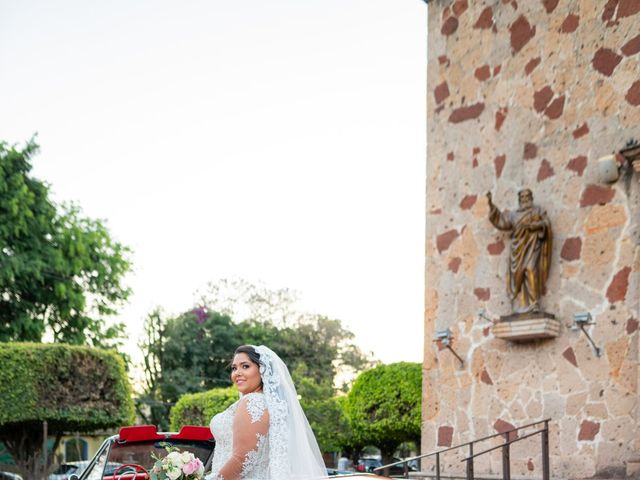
[{"left": 205, "top": 345, "right": 327, "bottom": 480}]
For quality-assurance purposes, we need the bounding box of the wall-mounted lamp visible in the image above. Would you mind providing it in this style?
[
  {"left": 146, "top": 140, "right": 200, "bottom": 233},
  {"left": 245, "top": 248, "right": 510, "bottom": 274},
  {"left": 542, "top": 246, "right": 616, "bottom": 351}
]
[
  {"left": 433, "top": 328, "right": 464, "bottom": 367},
  {"left": 598, "top": 138, "right": 640, "bottom": 183},
  {"left": 572, "top": 312, "right": 602, "bottom": 357}
]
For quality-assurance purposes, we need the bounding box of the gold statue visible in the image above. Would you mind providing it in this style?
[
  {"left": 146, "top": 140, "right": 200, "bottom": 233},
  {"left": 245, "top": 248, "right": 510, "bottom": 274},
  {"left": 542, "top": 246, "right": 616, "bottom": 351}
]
[{"left": 486, "top": 189, "right": 552, "bottom": 314}]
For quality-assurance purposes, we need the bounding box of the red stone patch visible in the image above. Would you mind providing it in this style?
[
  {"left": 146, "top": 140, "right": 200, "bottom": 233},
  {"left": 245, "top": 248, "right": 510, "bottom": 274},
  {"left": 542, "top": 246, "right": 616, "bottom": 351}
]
[
  {"left": 494, "top": 419, "right": 518, "bottom": 441},
  {"left": 537, "top": 159, "right": 555, "bottom": 182},
  {"left": 494, "top": 154, "right": 506, "bottom": 177},
  {"left": 452, "top": 0, "right": 468, "bottom": 16},
  {"left": 474, "top": 288, "right": 490, "bottom": 301},
  {"left": 567, "top": 155, "right": 587, "bottom": 176},
  {"left": 627, "top": 318, "right": 639, "bottom": 334},
  {"left": 437, "top": 229, "right": 459, "bottom": 253},
  {"left": 472, "top": 158, "right": 479, "bottom": 168},
  {"left": 572, "top": 123, "right": 589, "bottom": 139},
  {"left": 474, "top": 6, "right": 494, "bottom": 29},
  {"left": 448, "top": 103, "right": 485, "bottom": 123},
  {"left": 495, "top": 108, "right": 507, "bottom": 131},
  {"left": 434, "top": 81, "right": 450, "bottom": 104},
  {"left": 447, "top": 152, "right": 454, "bottom": 161},
  {"left": 448, "top": 257, "right": 462, "bottom": 273},
  {"left": 442, "top": 16, "right": 459, "bottom": 36},
  {"left": 475, "top": 65, "right": 491, "bottom": 81},
  {"left": 621, "top": 34, "right": 640, "bottom": 56},
  {"left": 524, "top": 56, "right": 541, "bottom": 75},
  {"left": 460, "top": 195, "right": 477, "bottom": 210},
  {"left": 545, "top": 95, "right": 565, "bottom": 119},
  {"left": 543, "top": 0, "right": 559, "bottom": 13},
  {"left": 534, "top": 86, "right": 554, "bottom": 112},
  {"left": 617, "top": 0, "right": 640, "bottom": 18},
  {"left": 562, "top": 346, "right": 578, "bottom": 367},
  {"left": 483, "top": 327, "right": 490, "bottom": 336},
  {"left": 438, "top": 55, "right": 450, "bottom": 65},
  {"left": 510, "top": 15, "right": 536, "bottom": 54},
  {"left": 606, "top": 266, "right": 631, "bottom": 303},
  {"left": 528, "top": 459, "right": 535, "bottom": 472},
  {"left": 560, "top": 237, "right": 582, "bottom": 261},
  {"left": 488, "top": 239, "right": 505, "bottom": 255},
  {"left": 480, "top": 368, "right": 493, "bottom": 385},
  {"left": 524, "top": 142, "right": 538, "bottom": 159},
  {"left": 602, "top": 0, "right": 617, "bottom": 22},
  {"left": 438, "top": 426, "right": 454, "bottom": 447},
  {"left": 493, "top": 64, "right": 502, "bottom": 76},
  {"left": 580, "top": 184, "right": 615, "bottom": 207},
  {"left": 578, "top": 420, "right": 600, "bottom": 441},
  {"left": 592, "top": 48, "right": 623, "bottom": 76},
  {"left": 473, "top": 147, "right": 480, "bottom": 155},
  {"left": 560, "top": 14, "right": 579, "bottom": 33},
  {"left": 430, "top": 208, "right": 442, "bottom": 215},
  {"left": 625, "top": 80, "right": 640, "bottom": 106}
]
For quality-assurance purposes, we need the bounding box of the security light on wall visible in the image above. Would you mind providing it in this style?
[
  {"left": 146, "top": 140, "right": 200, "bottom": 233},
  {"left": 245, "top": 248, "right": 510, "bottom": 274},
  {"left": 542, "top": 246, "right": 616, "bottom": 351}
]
[
  {"left": 598, "top": 139, "right": 640, "bottom": 183},
  {"left": 433, "top": 328, "right": 464, "bottom": 367},
  {"left": 572, "top": 312, "right": 602, "bottom": 358}
]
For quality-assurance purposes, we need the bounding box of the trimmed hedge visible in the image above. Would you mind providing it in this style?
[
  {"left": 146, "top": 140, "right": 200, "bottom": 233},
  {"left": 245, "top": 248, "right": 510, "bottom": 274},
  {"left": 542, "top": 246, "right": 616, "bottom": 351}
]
[
  {"left": 345, "top": 362, "right": 421, "bottom": 453},
  {"left": 0, "top": 342, "right": 134, "bottom": 433},
  {"left": 170, "top": 387, "right": 238, "bottom": 430}
]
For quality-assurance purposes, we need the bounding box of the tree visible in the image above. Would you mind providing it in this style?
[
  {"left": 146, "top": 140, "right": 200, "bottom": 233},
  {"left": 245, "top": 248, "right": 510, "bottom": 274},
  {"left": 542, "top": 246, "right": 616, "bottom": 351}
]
[
  {"left": 345, "top": 362, "right": 421, "bottom": 463},
  {"left": 201, "top": 278, "right": 374, "bottom": 386},
  {"left": 136, "top": 307, "right": 242, "bottom": 429},
  {"left": 0, "top": 343, "right": 134, "bottom": 479},
  {"left": 0, "top": 139, "right": 132, "bottom": 346}
]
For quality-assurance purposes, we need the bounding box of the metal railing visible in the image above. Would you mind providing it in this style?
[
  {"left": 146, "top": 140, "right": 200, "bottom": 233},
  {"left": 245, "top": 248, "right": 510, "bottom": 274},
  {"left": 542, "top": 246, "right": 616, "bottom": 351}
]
[{"left": 373, "top": 419, "right": 550, "bottom": 480}]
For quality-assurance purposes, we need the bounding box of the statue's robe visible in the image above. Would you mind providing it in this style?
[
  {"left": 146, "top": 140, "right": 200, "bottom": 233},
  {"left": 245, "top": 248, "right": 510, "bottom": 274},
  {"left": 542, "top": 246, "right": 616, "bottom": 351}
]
[{"left": 489, "top": 204, "right": 552, "bottom": 312}]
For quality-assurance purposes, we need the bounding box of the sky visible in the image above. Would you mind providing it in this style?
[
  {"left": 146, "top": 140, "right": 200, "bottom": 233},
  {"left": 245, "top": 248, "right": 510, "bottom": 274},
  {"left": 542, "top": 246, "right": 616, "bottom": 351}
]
[{"left": 0, "top": 0, "right": 427, "bottom": 368}]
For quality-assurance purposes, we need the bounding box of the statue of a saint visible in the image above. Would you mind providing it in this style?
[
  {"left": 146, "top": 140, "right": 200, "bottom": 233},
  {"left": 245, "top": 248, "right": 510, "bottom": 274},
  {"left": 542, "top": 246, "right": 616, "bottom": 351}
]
[{"left": 486, "top": 189, "right": 552, "bottom": 314}]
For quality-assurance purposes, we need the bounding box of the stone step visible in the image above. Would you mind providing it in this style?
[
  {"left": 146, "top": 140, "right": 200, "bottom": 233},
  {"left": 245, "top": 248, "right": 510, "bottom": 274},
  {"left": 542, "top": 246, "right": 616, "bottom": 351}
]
[{"left": 405, "top": 474, "right": 541, "bottom": 480}]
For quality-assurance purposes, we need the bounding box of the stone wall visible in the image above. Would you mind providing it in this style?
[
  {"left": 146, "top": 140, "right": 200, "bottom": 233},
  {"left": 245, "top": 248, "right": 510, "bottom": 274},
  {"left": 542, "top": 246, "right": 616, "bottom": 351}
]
[{"left": 424, "top": 1, "right": 639, "bottom": 478}]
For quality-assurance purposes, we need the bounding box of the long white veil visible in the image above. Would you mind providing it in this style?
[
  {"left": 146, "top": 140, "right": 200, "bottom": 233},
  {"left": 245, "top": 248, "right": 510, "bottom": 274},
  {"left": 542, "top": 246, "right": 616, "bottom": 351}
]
[{"left": 253, "top": 345, "right": 327, "bottom": 479}]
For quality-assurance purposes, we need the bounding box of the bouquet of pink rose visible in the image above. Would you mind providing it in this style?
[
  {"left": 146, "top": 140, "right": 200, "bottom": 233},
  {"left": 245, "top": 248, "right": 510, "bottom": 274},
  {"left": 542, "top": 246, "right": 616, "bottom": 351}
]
[{"left": 150, "top": 447, "right": 205, "bottom": 480}]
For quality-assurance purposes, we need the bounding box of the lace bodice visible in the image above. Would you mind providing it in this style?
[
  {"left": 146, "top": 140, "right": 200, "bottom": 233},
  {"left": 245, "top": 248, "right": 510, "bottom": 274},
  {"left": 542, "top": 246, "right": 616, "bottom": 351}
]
[{"left": 206, "top": 392, "right": 270, "bottom": 480}]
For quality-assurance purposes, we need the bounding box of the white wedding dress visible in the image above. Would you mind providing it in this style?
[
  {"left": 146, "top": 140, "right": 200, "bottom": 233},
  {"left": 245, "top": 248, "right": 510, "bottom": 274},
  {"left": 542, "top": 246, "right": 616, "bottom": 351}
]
[
  {"left": 205, "top": 346, "right": 327, "bottom": 480},
  {"left": 208, "top": 392, "right": 270, "bottom": 479}
]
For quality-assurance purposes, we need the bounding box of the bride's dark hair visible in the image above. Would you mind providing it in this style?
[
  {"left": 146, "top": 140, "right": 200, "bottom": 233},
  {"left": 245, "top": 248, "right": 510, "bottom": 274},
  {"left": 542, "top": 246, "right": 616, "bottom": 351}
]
[{"left": 234, "top": 345, "right": 261, "bottom": 367}]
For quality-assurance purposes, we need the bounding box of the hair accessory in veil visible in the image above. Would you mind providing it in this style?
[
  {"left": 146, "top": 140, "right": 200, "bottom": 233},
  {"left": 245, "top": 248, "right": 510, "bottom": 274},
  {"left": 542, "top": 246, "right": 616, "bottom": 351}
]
[{"left": 253, "top": 345, "right": 326, "bottom": 480}]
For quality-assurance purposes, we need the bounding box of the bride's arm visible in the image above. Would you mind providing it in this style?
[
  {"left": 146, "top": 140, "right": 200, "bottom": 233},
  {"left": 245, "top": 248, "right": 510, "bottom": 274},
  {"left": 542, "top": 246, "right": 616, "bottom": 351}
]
[{"left": 214, "top": 394, "right": 269, "bottom": 480}]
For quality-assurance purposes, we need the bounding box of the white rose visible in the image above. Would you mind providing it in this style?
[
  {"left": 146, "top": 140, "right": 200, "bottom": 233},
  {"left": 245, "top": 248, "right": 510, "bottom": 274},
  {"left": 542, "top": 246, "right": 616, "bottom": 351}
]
[
  {"left": 167, "top": 451, "right": 183, "bottom": 465},
  {"left": 180, "top": 452, "right": 192, "bottom": 464},
  {"left": 166, "top": 467, "right": 182, "bottom": 480}
]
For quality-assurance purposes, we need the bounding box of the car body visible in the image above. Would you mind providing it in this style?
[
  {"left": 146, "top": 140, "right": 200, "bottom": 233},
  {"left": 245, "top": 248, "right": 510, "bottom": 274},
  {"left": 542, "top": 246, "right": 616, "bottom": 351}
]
[
  {"left": 73, "top": 424, "right": 392, "bottom": 480},
  {"left": 48, "top": 461, "right": 90, "bottom": 480},
  {"left": 72, "top": 425, "right": 215, "bottom": 480}
]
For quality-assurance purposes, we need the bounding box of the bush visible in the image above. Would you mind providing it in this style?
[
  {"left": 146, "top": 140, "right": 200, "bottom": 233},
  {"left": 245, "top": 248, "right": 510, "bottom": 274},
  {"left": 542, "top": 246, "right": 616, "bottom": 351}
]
[
  {"left": 0, "top": 342, "right": 134, "bottom": 478},
  {"left": 170, "top": 387, "right": 238, "bottom": 430}
]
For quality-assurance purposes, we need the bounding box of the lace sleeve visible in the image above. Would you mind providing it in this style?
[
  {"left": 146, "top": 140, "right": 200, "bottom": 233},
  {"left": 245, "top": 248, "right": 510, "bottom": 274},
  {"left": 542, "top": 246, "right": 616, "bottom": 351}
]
[{"left": 215, "top": 394, "right": 269, "bottom": 480}]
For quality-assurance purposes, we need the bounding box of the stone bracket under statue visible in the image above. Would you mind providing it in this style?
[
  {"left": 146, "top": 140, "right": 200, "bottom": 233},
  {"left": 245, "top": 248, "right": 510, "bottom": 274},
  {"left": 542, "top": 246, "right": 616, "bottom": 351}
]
[{"left": 486, "top": 189, "right": 559, "bottom": 341}]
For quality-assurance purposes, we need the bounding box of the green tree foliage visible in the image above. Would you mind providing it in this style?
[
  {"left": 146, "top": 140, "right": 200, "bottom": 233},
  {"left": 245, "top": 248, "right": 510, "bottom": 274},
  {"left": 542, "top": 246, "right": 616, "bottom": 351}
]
[
  {"left": 0, "top": 342, "right": 134, "bottom": 478},
  {"left": 292, "top": 364, "right": 351, "bottom": 452},
  {"left": 0, "top": 139, "right": 132, "bottom": 346},
  {"left": 345, "top": 362, "right": 421, "bottom": 462},
  {"left": 169, "top": 387, "right": 238, "bottom": 430},
  {"left": 136, "top": 308, "right": 241, "bottom": 429}
]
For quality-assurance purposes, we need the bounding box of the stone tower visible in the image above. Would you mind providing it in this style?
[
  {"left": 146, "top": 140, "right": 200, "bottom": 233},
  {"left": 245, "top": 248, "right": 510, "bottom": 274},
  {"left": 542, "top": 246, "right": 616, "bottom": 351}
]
[{"left": 424, "top": 1, "right": 639, "bottom": 477}]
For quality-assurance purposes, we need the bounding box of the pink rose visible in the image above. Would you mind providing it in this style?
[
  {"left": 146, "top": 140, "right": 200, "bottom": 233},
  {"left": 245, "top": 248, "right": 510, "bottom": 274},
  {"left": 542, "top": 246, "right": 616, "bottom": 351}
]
[{"left": 182, "top": 458, "right": 203, "bottom": 476}]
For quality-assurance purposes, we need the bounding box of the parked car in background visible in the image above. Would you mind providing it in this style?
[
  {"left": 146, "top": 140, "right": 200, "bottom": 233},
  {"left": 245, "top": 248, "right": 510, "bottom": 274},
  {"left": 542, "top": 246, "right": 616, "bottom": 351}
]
[
  {"left": 0, "top": 472, "right": 23, "bottom": 480},
  {"left": 48, "top": 461, "right": 90, "bottom": 480}
]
